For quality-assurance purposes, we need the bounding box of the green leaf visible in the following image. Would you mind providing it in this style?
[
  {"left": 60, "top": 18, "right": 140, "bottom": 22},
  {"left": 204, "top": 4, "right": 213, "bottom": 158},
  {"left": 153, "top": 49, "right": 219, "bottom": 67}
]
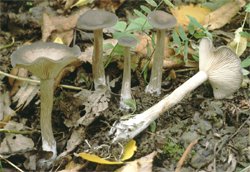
[
  {"left": 163, "top": 0, "right": 175, "bottom": 8},
  {"left": 123, "top": 99, "right": 137, "bottom": 112},
  {"left": 183, "top": 41, "right": 189, "bottom": 63},
  {"left": 187, "top": 16, "right": 203, "bottom": 29},
  {"left": 241, "top": 56, "right": 250, "bottom": 68},
  {"left": 113, "top": 21, "right": 127, "bottom": 32},
  {"left": 172, "top": 30, "right": 181, "bottom": 46},
  {"left": 145, "top": 0, "right": 157, "bottom": 7},
  {"left": 133, "top": 9, "right": 146, "bottom": 18},
  {"left": 178, "top": 26, "right": 188, "bottom": 41},
  {"left": 140, "top": 5, "right": 151, "bottom": 14},
  {"left": 240, "top": 31, "right": 250, "bottom": 38},
  {"left": 103, "top": 43, "right": 114, "bottom": 51},
  {"left": 245, "top": 3, "right": 250, "bottom": 12},
  {"left": 127, "top": 17, "right": 152, "bottom": 31},
  {"left": 149, "top": 121, "right": 157, "bottom": 132}
]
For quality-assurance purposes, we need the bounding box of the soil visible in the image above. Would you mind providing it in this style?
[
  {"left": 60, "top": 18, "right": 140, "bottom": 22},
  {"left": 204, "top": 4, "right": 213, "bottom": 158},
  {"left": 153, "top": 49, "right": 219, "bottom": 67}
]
[{"left": 0, "top": 0, "right": 249, "bottom": 171}]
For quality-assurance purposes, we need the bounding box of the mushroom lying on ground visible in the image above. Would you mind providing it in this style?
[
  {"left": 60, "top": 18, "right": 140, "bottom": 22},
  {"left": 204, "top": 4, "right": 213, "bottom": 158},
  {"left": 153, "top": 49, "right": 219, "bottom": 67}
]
[
  {"left": 145, "top": 10, "right": 177, "bottom": 95},
  {"left": 109, "top": 38, "right": 243, "bottom": 142},
  {"left": 118, "top": 36, "right": 137, "bottom": 110},
  {"left": 10, "top": 42, "right": 81, "bottom": 166},
  {"left": 77, "top": 10, "right": 118, "bottom": 90}
]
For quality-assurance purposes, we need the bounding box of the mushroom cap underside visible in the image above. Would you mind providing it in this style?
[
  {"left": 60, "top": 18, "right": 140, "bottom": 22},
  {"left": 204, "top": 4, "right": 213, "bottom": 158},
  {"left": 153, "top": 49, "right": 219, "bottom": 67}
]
[
  {"left": 118, "top": 36, "right": 137, "bottom": 47},
  {"left": 147, "top": 10, "right": 177, "bottom": 30},
  {"left": 77, "top": 9, "right": 118, "bottom": 30},
  {"left": 11, "top": 42, "right": 81, "bottom": 79},
  {"left": 199, "top": 38, "right": 243, "bottom": 99}
]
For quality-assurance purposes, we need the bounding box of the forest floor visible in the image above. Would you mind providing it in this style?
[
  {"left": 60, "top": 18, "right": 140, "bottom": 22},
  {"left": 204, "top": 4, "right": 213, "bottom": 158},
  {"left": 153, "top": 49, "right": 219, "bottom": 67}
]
[{"left": 0, "top": 0, "right": 249, "bottom": 171}]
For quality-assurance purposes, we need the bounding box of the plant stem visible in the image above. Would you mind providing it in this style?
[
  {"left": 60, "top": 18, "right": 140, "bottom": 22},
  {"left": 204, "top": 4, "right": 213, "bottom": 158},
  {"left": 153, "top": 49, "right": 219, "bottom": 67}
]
[
  {"left": 93, "top": 29, "right": 106, "bottom": 89},
  {"left": 40, "top": 79, "right": 56, "bottom": 154},
  {"left": 111, "top": 71, "right": 208, "bottom": 141},
  {"left": 145, "top": 29, "right": 165, "bottom": 95},
  {"left": 120, "top": 47, "right": 132, "bottom": 109}
]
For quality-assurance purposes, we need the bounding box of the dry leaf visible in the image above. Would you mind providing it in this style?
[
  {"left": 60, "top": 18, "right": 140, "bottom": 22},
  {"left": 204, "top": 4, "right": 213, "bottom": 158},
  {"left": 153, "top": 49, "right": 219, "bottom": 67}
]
[
  {"left": 204, "top": 0, "right": 246, "bottom": 30},
  {"left": 116, "top": 151, "right": 157, "bottom": 172},
  {"left": 77, "top": 139, "right": 137, "bottom": 165},
  {"left": 170, "top": 5, "right": 211, "bottom": 28},
  {"left": 96, "top": 0, "right": 126, "bottom": 12},
  {"left": 228, "top": 27, "right": 247, "bottom": 56},
  {"left": 59, "top": 160, "right": 85, "bottom": 172},
  {"left": 9, "top": 67, "right": 28, "bottom": 96},
  {"left": 71, "top": 0, "right": 94, "bottom": 8},
  {"left": 42, "top": 8, "right": 89, "bottom": 45},
  {"left": 0, "top": 92, "right": 15, "bottom": 122},
  {"left": 0, "top": 134, "right": 34, "bottom": 155}
]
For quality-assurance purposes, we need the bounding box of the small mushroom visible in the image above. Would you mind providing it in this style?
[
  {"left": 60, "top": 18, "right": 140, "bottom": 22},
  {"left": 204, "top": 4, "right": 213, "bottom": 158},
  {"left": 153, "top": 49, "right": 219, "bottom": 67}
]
[
  {"left": 10, "top": 42, "right": 81, "bottom": 165},
  {"left": 118, "top": 36, "right": 137, "bottom": 110},
  {"left": 110, "top": 38, "right": 243, "bottom": 141},
  {"left": 145, "top": 10, "right": 177, "bottom": 95},
  {"left": 77, "top": 9, "right": 118, "bottom": 90}
]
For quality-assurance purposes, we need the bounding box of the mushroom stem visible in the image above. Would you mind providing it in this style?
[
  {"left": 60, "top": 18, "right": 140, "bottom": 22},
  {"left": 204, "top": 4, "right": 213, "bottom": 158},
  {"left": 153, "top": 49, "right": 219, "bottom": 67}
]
[
  {"left": 145, "top": 29, "right": 165, "bottom": 95},
  {"left": 40, "top": 79, "right": 56, "bottom": 155},
  {"left": 110, "top": 71, "right": 208, "bottom": 141},
  {"left": 93, "top": 29, "right": 106, "bottom": 90},
  {"left": 120, "top": 47, "right": 132, "bottom": 109}
]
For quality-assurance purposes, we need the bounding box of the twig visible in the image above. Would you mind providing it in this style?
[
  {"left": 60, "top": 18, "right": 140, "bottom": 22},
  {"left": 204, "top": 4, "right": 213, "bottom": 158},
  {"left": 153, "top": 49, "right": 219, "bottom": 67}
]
[
  {"left": 175, "top": 139, "right": 198, "bottom": 172},
  {"left": 0, "top": 129, "right": 38, "bottom": 135},
  {"left": 0, "top": 37, "right": 15, "bottom": 50},
  {"left": 0, "top": 70, "right": 83, "bottom": 91},
  {"left": 0, "top": 154, "right": 24, "bottom": 172}
]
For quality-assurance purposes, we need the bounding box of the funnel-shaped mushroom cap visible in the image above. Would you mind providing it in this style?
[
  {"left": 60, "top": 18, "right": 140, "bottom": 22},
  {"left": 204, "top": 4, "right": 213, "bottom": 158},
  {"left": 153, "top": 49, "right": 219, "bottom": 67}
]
[
  {"left": 11, "top": 42, "right": 81, "bottom": 80},
  {"left": 147, "top": 10, "right": 177, "bottom": 30},
  {"left": 199, "top": 38, "right": 243, "bottom": 99},
  {"left": 77, "top": 10, "right": 118, "bottom": 30},
  {"left": 118, "top": 36, "right": 137, "bottom": 47}
]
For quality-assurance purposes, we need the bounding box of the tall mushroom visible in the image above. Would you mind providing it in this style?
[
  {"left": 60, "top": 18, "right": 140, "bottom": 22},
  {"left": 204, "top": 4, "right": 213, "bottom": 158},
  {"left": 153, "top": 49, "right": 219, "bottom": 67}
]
[
  {"left": 110, "top": 38, "right": 243, "bottom": 142},
  {"left": 118, "top": 36, "right": 137, "bottom": 110},
  {"left": 77, "top": 10, "right": 118, "bottom": 90},
  {"left": 10, "top": 42, "right": 81, "bottom": 163},
  {"left": 145, "top": 10, "right": 177, "bottom": 95}
]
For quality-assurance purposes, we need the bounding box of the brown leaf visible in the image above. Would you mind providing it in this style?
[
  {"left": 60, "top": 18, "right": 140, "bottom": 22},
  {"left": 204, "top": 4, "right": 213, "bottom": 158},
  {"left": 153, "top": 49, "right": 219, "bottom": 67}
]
[
  {"left": 42, "top": 8, "right": 89, "bottom": 45},
  {"left": 203, "top": 0, "right": 246, "bottom": 30},
  {"left": 95, "top": 0, "right": 126, "bottom": 12}
]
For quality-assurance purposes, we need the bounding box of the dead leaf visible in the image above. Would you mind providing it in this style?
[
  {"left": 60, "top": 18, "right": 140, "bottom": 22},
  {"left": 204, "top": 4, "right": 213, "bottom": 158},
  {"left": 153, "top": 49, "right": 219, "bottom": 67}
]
[
  {"left": 9, "top": 67, "right": 28, "bottom": 96},
  {"left": 95, "top": 0, "right": 126, "bottom": 12},
  {"left": 116, "top": 151, "right": 157, "bottom": 172},
  {"left": 204, "top": 0, "right": 246, "bottom": 30},
  {"left": 42, "top": 8, "right": 89, "bottom": 45},
  {"left": 0, "top": 134, "right": 34, "bottom": 155},
  {"left": 170, "top": 5, "right": 211, "bottom": 28},
  {"left": 71, "top": 0, "right": 94, "bottom": 8},
  {"left": 74, "top": 87, "right": 110, "bottom": 126},
  {"left": 228, "top": 27, "right": 247, "bottom": 56},
  {"left": 59, "top": 160, "right": 85, "bottom": 172},
  {"left": 0, "top": 91, "right": 15, "bottom": 122}
]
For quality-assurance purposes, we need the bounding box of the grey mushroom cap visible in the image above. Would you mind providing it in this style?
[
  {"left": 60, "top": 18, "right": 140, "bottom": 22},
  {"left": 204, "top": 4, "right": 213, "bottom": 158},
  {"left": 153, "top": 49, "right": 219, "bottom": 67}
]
[
  {"left": 11, "top": 42, "right": 81, "bottom": 79},
  {"left": 147, "top": 10, "right": 177, "bottom": 30},
  {"left": 199, "top": 38, "right": 243, "bottom": 99},
  {"left": 77, "top": 9, "right": 118, "bottom": 30},
  {"left": 118, "top": 36, "right": 137, "bottom": 47}
]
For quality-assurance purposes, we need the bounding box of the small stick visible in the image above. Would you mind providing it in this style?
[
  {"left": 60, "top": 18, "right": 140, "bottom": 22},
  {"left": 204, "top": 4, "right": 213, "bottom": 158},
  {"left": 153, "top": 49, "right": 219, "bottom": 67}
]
[
  {"left": 175, "top": 139, "right": 198, "bottom": 172},
  {"left": 0, "top": 70, "right": 82, "bottom": 91},
  {"left": 0, "top": 154, "right": 24, "bottom": 172}
]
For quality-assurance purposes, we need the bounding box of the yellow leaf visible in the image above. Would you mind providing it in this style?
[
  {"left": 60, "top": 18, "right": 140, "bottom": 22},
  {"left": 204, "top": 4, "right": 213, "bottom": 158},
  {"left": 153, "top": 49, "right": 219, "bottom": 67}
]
[
  {"left": 77, "top": 139, "right": 137, "bottom": 164},
  {"left": 121, "top": 139, "right": 137, "bottom": 161},
  {"left": 71, "top": 0, "right": 93, "bottom": 8},
  {"left": 228, "top": 27, "right": 247, "bottom": 56},
  {"left": 77, "top": 152, "right": 124, "bottom": 164},
  {"left": 170, "top": 5, "right": 211, "bottom": 28},
  {"left": 53, "top": 37, "right": 64, "bottom": 44}
]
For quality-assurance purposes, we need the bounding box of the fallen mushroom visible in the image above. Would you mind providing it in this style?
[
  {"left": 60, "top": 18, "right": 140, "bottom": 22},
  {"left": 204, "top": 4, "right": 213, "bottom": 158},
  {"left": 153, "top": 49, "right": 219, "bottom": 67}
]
[
  {"left": 10, "top": 42, "right": 81, "bottom": 166},
  {"left": 110, "top": 38, "right": 243, "bottom": 142},
  {"left": 77, "top": 10, "right": 118, "bottom": 90},
  {"left": 145, "top": 10, "right": 177, "bottom": 95},
  {"left": 118, "top": 36, "right": 137, "bottom": 110}
]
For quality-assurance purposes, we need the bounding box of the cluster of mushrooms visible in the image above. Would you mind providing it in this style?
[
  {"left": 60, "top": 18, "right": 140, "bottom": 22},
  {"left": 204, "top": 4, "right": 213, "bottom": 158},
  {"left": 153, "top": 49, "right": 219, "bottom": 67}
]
[{"left": 10, "top": 9, "right": 243, "bottom": 167}]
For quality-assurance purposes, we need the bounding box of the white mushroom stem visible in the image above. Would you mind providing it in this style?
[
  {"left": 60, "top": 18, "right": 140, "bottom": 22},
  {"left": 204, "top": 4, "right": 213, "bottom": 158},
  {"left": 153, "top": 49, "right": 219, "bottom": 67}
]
[
  {"left": 145, "top": 29, "right": 165, "bottom": 95},
  {"left": 93, "top": 29, "right": 106, "bottom": 89},
  {"left": 110, "top": 71, "right": 208, "bottom": 142},
  {"left": 120, "top": 47, "right": 132, "bottom": 109},
  {"left": 40, "top": 79, "right": 57, "bottom": 157}
]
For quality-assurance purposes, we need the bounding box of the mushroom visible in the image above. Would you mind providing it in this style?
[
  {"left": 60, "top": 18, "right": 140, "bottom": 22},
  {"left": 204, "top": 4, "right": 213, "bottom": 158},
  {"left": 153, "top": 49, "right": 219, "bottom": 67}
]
[
  {"left": 145, "top": 10, "right": 177, "bottom": 95},
  {"left": 118, "top": 36, "right": 137, "bottom": 110},
  {"left": 10, "top": 42, "right": 81, "bottom": 164},
  {"left": 77, "top": 10, "right": 118, "bottom": 90},
  {"left": 109, "top": 38, "right": 243, "bottom": 142}
]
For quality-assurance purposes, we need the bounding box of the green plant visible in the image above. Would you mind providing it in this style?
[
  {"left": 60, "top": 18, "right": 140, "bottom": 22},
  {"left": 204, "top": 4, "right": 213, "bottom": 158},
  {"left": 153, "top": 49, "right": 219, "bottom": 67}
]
[{"left": 163, "top": 138, "right": 184, "bottom": 161}]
